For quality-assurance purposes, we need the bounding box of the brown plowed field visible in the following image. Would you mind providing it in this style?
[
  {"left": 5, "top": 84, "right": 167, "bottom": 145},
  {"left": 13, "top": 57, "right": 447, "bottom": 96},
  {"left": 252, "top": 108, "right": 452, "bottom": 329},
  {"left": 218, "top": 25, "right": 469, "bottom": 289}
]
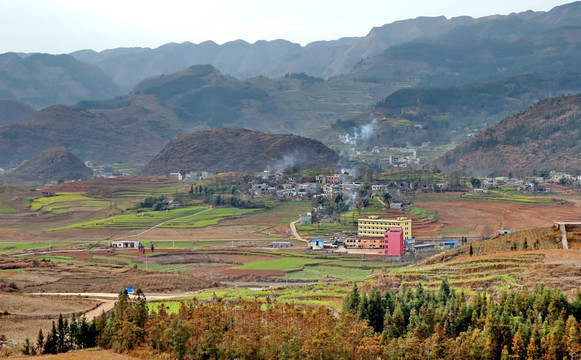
[{"left": 413, "top": 201, "right": 581, "bottom": 239}]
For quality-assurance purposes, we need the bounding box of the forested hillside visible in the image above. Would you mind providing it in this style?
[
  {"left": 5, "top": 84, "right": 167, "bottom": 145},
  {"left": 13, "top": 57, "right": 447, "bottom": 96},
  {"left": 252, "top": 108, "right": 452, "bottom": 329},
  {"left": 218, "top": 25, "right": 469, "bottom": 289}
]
[
  {"left": 324, "top": 73, "right": 581, "bottom": 148},
  {"left": 434, "top": 94, "right": 581, "bottom": 176}
]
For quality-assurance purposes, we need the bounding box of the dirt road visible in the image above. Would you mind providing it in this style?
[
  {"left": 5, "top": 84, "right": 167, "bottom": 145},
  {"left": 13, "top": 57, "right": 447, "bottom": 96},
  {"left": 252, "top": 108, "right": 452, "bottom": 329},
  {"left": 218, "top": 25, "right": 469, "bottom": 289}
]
[{"left": 289, "top": 220, "right": 307, "bottom": 242}]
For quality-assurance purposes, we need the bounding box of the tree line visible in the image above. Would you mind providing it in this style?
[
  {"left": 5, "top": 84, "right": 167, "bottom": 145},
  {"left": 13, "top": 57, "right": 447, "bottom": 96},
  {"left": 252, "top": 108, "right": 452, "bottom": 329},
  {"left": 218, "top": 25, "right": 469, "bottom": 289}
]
[
  {"left": 21, "top": 313, "right": 98, "bottom": 355},
  {"left": 22, "top": 284, "right": 581, "bottom": 359},
  {"left": 344, "top": 281, "right": 581, "bottom": 359}
]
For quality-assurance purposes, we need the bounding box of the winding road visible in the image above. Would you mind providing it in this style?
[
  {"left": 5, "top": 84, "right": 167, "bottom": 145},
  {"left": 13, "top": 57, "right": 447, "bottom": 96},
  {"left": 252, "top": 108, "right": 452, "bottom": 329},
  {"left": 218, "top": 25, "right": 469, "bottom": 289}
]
[{"left": 289, "top": 219, "right": 307, "bottom": 242}]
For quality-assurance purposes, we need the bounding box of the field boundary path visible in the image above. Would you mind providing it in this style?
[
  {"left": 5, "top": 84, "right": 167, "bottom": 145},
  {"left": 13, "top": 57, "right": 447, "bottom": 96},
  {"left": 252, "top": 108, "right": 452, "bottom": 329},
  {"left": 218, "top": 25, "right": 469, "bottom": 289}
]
[
  {"left": 113, "top": 207, "right": 213, "bottom": 241},
  {"left": 290, "top": 220, "right": 307, "bottom": 243},
  {"left": 30, "top": 291, "right": 207, "bottom": 320}
]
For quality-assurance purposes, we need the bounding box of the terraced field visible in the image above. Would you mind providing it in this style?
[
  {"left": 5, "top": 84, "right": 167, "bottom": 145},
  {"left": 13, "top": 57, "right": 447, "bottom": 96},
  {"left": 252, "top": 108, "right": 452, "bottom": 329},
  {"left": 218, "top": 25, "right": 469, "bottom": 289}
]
[
  {"left": 388, "top": 253, "right": 545, "bottom": 293},
  {"left": 29, "top": 193, "right": 109, "bottom": 214},
  {"left": 50, "top": 205, "right": 210, "bottom": 230}
]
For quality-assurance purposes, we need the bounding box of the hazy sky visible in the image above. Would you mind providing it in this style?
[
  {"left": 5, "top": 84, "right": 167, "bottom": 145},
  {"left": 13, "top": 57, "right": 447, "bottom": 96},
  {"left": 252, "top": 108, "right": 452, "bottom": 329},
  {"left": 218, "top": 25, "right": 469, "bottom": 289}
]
[{"left": 0, "top": 0, "right": 574, "bottom": 54}]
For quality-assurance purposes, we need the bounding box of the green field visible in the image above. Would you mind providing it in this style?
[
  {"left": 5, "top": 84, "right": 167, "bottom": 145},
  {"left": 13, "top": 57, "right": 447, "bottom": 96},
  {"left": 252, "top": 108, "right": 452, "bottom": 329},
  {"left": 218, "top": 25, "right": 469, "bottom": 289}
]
[
  {"left": 0, "top": 203, "right": 18, "bottom": 213},
  {"left": 0, "top": 242, "right": 78, "bottom": 255},
  {"left": 296, "top": 222, "right": 356, "bottom": 237},
  {"left": 411, "top": 187, "right": 559, "bottom": 205},
  {"left": 337, "top": 197, "right": 385, "bottom": 225},
  {"left": 236, "top": 257, "right": 322, "bottom": 271},
  {"left": 280, "top": 265, "right": 379, "bottom": 281},
  {"left": 160, "top": 207, "right": 262, "bottom": 228},
  {"left": 407, "top": 205, "right": 438, "bottom": 219},
  {"left": 235, "top": 251, "right": 404, "bottom": 282},
  {"left": 29, "top": 193, "right": 110, "bottom": 214},
  {"left": 50, "top": 205, "right": 210, "bottom": 230}
]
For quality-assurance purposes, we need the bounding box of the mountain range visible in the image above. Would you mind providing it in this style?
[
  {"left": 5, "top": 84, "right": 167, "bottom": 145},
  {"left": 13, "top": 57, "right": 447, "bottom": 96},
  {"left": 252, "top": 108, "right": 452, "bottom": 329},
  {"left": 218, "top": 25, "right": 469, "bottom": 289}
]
[
  {"left": 0, "top": 1, "right": 576, "bottom": 105},
  {"left": 1, "top": 2, "right": 581, "bottom": 176},
  {"left": 0, "top": 53, "right": 120, "bottom": 109},
  {"left": 68, "top": 2, "right": 581, "bottom": 93}
]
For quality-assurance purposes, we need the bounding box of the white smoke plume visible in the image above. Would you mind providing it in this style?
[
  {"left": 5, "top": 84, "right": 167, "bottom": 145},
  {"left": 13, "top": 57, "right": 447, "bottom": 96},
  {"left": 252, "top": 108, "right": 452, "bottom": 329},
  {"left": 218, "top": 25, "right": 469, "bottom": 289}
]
[
  {"left": 266, "top": 151, "right": 306, "bottom": 172},
  {"left": 342, "top": 118, "right": 378, "bottom": 146}
]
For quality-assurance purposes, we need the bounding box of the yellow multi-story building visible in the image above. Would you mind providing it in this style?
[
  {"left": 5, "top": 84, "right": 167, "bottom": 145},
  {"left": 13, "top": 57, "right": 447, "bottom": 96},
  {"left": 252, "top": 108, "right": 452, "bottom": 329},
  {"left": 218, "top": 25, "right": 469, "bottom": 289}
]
[{"left": 358, "top": 216, "right": 412, "bottom": 239}]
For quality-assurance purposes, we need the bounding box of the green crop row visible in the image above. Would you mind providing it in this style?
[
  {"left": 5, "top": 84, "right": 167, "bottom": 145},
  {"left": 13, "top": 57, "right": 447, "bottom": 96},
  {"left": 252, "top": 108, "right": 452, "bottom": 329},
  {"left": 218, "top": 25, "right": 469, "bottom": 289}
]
[{"left": 49, "top": 205, "right": 210, "bottom": 230}]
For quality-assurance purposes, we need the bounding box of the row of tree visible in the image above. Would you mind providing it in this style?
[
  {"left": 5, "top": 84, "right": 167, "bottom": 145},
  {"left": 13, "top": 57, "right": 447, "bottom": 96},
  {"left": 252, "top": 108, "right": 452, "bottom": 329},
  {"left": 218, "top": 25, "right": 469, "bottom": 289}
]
[
  {"left": 23, "top": 284, "right": 581, "bottom": 359},
  {"left": 21, "top": 313, "right": 98, "bottom": 355}
]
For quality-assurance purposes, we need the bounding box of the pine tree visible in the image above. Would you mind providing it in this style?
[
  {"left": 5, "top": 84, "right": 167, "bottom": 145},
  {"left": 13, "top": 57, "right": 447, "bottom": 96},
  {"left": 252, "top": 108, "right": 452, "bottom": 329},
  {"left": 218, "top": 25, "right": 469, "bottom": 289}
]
[
  {"left": 430, "top": 323, "right": 447, "bottom": 359},
  {"left": 36, "top": 329, "right": 44, "bottom": 355},
  {"left": 343, "top": 284, "right": 360, "bottom": 313},
  {"left": 358, "top": 293, "right": 369, "bottom": 321},
  {"left": 21, "top": 338, "right": 31, "bottom": 355},
  {"left": 367, "top": 288, "right": 385, "bottom": 333},
  {"left": 391, "top": 304, "right": 406, "bottom": 338},
  {"left": 526, "top": 334, "right": 541, "bottom": 360},
  {"left": 43, "top": 321, "right": 58, "bottom": 354},
  {"left": 512, "top": 324, "right": 528, "bottom": 359},
  {"left": 565, "top": 315, "right": 581, "bottom": 358},
  {"left": 438, "top": 279, "right": 451, "bottom": 303}
]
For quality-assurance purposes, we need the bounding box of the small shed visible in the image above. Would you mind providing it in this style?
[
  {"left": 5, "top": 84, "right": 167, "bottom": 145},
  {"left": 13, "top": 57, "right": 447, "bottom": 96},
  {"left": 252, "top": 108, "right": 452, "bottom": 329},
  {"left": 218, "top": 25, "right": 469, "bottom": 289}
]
[
  {"left": 443, "top": 240, "right": 458, "bottom": 249},
  {"left": 111, "top": 240, "right": 141, "bottom": 248},
  {"left": 499, "top": 228, "right": 515, "bottom": 235},
  {"left": 271, "top": 241, "right": 291, "bottom": 248},
  {"left": 413, "top": 243, "right": 435, "bottom": 252},
  {"left": 299, "top": 212, "right": 312, "bottom": 225},
  {"left": 310, "top": 239, "right": 325, "bottom": 250}
]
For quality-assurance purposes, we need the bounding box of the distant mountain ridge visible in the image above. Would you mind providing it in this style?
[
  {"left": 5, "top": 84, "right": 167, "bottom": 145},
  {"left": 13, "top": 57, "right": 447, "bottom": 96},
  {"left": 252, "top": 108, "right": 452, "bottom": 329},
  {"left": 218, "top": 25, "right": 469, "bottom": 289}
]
[
  {"left": 142, "top": 128, "right": 340, "bottom": 174},
  {"left": 67, "top": 2, "right": 581, "bottom": 91},
  {"left": 0, "top": 53, "right": 120, "bottom": 108},
  {"left": 433, "top": 94, "right": 581, "bottom": 176},
  {"left": 349, "top": 2, "right": 581, "bottom": 88},
  {"left": 0, "top": 99, "right": 35, "bottom": 125},
  {"left": 0, "top": 64, "right": 380, "bottom": 167}
]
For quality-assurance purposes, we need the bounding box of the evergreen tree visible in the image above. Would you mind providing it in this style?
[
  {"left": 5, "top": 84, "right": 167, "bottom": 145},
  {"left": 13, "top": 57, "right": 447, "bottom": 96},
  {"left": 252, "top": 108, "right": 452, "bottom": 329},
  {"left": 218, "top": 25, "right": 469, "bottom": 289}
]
[
  {"left": 367, "top": 288, "right": 385, "bottom": 333},
  {"left": 343, "top": 284, "right": 360, "bottom": 313},
  {"left": 36, "top": 329, "right": 44, "bottom": 355},
  {"left": 438, "top": 279, "right": 452, "bottom": 303},
  {"left": 512, "top": 324, "right": 528, "bottom": 359},
  {"left": 391, "top": 304, "right": 406, "bottom": 338},
  {"left": 358, "top": 293, "right": 369, "bottom": 321},
  {"left": 43, "top": 322, "right": 58, "bottom": 354},
  {"left": 21, "top": 338, "right": 31, "bottom": 355}
]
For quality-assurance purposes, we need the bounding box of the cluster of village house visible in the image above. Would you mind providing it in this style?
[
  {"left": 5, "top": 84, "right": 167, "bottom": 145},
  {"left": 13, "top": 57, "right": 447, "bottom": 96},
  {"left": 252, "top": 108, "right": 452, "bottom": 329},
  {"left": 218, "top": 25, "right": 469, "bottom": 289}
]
[
  {"left": 349, "top": 142, "right": 437, "bottom": 169},
  {"left": 249, "top": 171, "right": 412, "bottom": 208},
  {"left": 250, "top": 172, "right": 349, "bottom": 198},
  {"left": 468, "top": 172, "right": 581, "bottom": 194},
  {"left": 84, "top": 161, "right": 132, "bottom": 179}
]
